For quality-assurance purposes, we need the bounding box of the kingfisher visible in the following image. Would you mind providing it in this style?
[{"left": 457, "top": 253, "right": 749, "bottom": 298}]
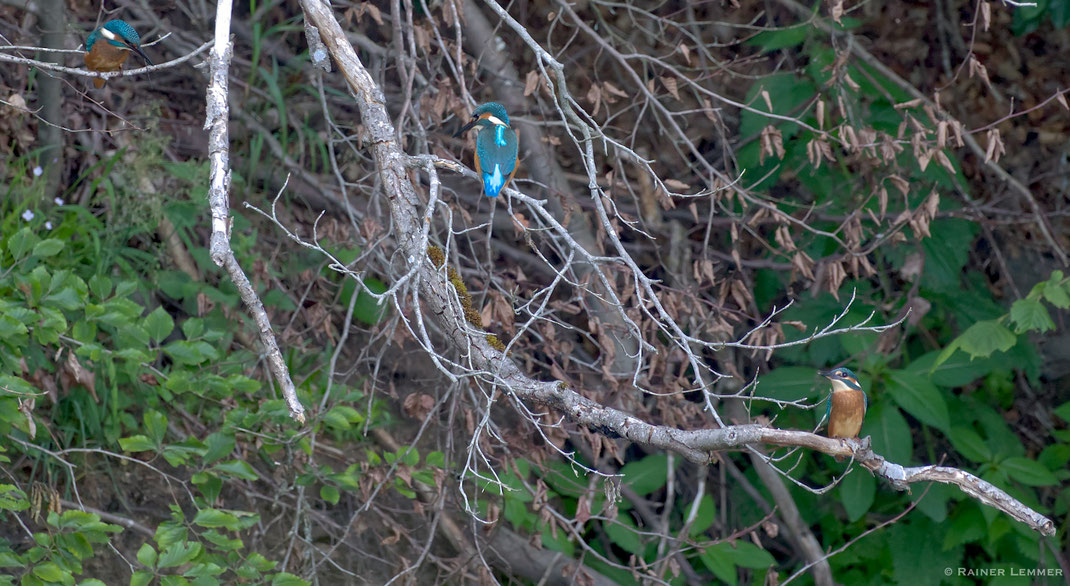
[
  {"left": 454, "top": 102, "right": 519, "bottom": 198},
  {"left": 84, "top": 20, "right": 152, "bottom": 88},
  {"left": 819, "top": 367, "right": 867, "bottom": 441}
]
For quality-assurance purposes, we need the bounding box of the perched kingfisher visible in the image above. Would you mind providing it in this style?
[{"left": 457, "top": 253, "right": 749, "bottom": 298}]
[
  {"left": 84, "top": 20, "right": 152, "bottom": 88},
  {"left": 454, "top": 102, "right": 519, "bottom": 198},
  {"left": 819, "top": 367, "right": 867, "bottom": 440}
]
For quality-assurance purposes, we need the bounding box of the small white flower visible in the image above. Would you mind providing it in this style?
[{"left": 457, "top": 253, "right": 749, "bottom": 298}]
[
  {"left": 54, "top": 197, "right": 65, "bottom": 206},
  {"left": 21, "top": 210, "right": 35, "bottom": 221},
  {"left": 44, "top": 221, "right": 53, "bottom": 230},
  {"left": 33, "top": 166, "right": 43, "bottom": 177}
]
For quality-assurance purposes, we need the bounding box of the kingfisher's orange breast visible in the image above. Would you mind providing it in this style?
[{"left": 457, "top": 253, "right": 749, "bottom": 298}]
[
  {"left": 85, "top": 42, "right": 131, "bottom": 87},
  {"left": 828, "top": 390, "right": 866, "bottom": 439}
]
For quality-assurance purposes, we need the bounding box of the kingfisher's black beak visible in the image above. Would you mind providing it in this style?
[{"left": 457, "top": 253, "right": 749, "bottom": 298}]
[
  {"left": 127, "top": 42, "right": 152, "bottom": 66},
  {"left": 453, "top": 117, "right": 477, "bottom": 138},
  {"left": 818, "top": 369, "right": 833, "bottom": 379}
]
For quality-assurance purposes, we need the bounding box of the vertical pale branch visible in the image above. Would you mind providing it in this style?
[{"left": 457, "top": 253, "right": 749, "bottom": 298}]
[{"left": 205, "top": 0, "right": 306, "bottom": 423}]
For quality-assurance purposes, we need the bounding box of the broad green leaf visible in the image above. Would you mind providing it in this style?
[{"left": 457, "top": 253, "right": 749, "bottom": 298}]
[
  {"left": 620, "top": 454, "right": 670, "bottom": 496},
  {"left": 745, "top": 26, "right": 811, "bottom": 52},
  {"left": 1054, "top": 401, "right": 1070, "bottom": 424},
  {"left": 687, "top": 495, "right": 716, "bottom": 538},
  {"left": 136, "top": 544, "right": 157, "bottom": 569},
  {"left": 88, "top": 274, "right": 113, "bottom": 299},
  {"left": 887, "top": 370, "right": 950, "bottom": 432},
  {"left": 270, "top": 573, "right": 310, "bottom": 586},
  {"left": 1000, "top": 457, "right": 1058, "bottom": 486},
  {"left": 1009, "top": 298, "right": 1054, "bottom": 333},
  {"left": 119, "top": 435, "right": 158, "bottom": 452},
  {"left": 144, "top": 307, "right": 175, "bottom": 343},
  {"left": 948, "top": 426, "right": 992, "bottom": 462},
  {"left": 867, "top": 402, "right": 912, "bottom": 464},
  {"left": 32, "top": 562, "right": 64, "bottom": 581},
  {"left": 193, "top": 509, "right": 241, "bottom": 530},
  {"left": 8, "top": 227, "right": 38, "bottom": 260},
  {"left": 212, "top": 460, "right": 258, "bottom": 481},
  {"left": 202, "top": 432, "right": 235, "bottom": 465},
  {"left": 352, "top": 278, "right": 389, "bottom": 326},
  {"left": 144, "top": 410, "right": 167, "bottom": 445},
  {"left": 759, "top": 367, "right": 823, "bottom": 402},
  {"left": 840, "top": 469, "right": 875, "bottom": 522},
  {"left": 320, "top": 485, "right": 340, "bottom": 505},
  {"left": 910, "top": 349, "right": 995, "bottom": 387},
  {"left": 1041, "top": 272, "right": 1070, "bottom": 308},
  {"left": 603, "top": 516, "right": 642, "bottom": 555},
  {"left": 158, "top": 541, "right": 201, "bottom": 569},
  {"left": 32, "top": 239, "right": 64, "bottom": 257},
  {"left": 957, "top": 320, "right": 1017, "bottom": 358},
  {"left": 699, "top": 543, "right": 737, "bottom": 585}
]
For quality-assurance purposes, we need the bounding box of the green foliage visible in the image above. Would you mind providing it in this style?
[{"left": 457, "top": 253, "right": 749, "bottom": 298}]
[{"left": 0, "top": 156, "right": 383, "bottom": 585}]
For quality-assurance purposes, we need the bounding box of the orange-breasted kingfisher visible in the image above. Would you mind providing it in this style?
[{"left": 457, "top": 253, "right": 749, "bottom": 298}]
[
  {"left": 454, "top": 102, "right": 519, "bottom": 198},
  {"left": 819, "top": 367, "right": 866, "bottom": 440},
  {"left": 84, "top": 20, "right": 152, "bottom": 88}
]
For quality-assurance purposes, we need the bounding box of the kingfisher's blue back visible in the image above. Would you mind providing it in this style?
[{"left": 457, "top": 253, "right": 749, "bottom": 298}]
[
  {"left": 455, "top": 102, "right": 519, "bottom": 198},
  {"left": 475, "top": 124, "right": 518, "bottom": 197}
]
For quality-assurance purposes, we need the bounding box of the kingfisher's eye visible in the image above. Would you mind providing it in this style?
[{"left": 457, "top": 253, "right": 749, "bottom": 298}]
[{"left": 836, "top": 370, "right": 845, "bottom": 377}]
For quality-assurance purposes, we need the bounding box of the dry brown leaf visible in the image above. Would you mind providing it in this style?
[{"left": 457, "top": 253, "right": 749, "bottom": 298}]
[
  {"left": 792, "top": 250, "right": 815, "bottom": 280},
  {"left": 664, "top": 178, "right": 690, "bottom": 191},
  {"left": 774, "top": 225, "right": 797, "bottom": 252},
  {"left": 678, "top": 43, "right": 692, "bottom": 65},
  {"left": 604, "top": 81, "right": 628, "bottom": 99},
  {"left": 524, "top": 70, "right": 540, "bottom": 97},
  {"left": 984, "top": 128, "right": 1004, "bottom": 163},
  {"left": 661, "top": 76, "right": 681, "bottom": 101}
]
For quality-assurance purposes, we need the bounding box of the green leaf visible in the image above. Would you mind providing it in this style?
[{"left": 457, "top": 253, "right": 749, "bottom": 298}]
[
  {"left": 604, "top": 516, "right": 642, "bottom": 554},
  {"left": 88, "top": 274, "right": 113, "bottom": 299},
  {"left": 759, "top": 366, "right": 823, "bottom": 402},
  {"left": 158, "top": 541, "right": 201, "bottom": 569},
  {"left": 270, "top": 573, "right": 310, "bottom": 586},
  {"left": 119, "top": 435, "right": 158, "bottom": 452},
  {"left": 351, "top": 277, "right": 389, "bottom": 326},
  {"left": 867, "top": 402, "right": 912, "bottom": 464},
  {"left": 144, "top": 410, "right": 168, "bottom": 445},
  {"left": 910, "top": 349, "right": 996, "bottom": 387},
  {"left": 144, "top": 307, "right": 175, "bottom": 343},
  {"left": 1054, "top": 401, "right": 1070, "bottom": 424},
  {"left": 202, "top": 432, "right": 235, "bottom": 465},
  {"left": 32, "top": 239, "right": 64, "bottom": 257},
  {"left": 1041, "top": 272, "right": 1070, "bottom": 308},
  {"left": 745, "top": 26, "right": 811, "bottom": 52},
  {"left": 425, "top": 451, "right": 445, "bottom": 468},
  {"left": 212, "top": 460, "right": 258, "bottom": 481},
  {"left": 43, "top": 287, "right": 84, "bottom": 311},
  {"left": 699, "top": 543, "right": 737, "bottom": 585},
  {"left": 193, "top": 509, "right": 241, "bottom": 530},
  {"left": 0, "top": 484, "right": 29, "bottom": 511},
  {"left": 620, "top": 454, "right": 670, "bottom": 496},
  {"left": 320, "top": 485, "right": 340, "bottom": 505},
  {"left": 957, "top": 320, "right": 1017, "bottom": 358},
  {"left": 1009, "top": 298, "right": 1054, "bottom": 333},
  {"left": 8, "top": 227, "right": 38, "bottom": 260},
  {"left": 840, "top": 469, "right": 875, "bottom": 522},
  {"left": 948, "top": 426, "right": 992, "bottom": 462},
  {"left": 32, "top": 561, "right": 66, "bottom": 581},
  {"left": 887, "top": 370, "right": 950, "bottom": 433},
  {"left": 687, "top": 495, "right": 716, "bottom": 537},
  {"left": 131, "top": 570, "right": 154, "bottom": 586},
  {"left": 136, "top": 544, "right": 157, "bottom": 569},
  {"left": 1000, "top": 457, "right": 1058, "bottom": 486}
]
